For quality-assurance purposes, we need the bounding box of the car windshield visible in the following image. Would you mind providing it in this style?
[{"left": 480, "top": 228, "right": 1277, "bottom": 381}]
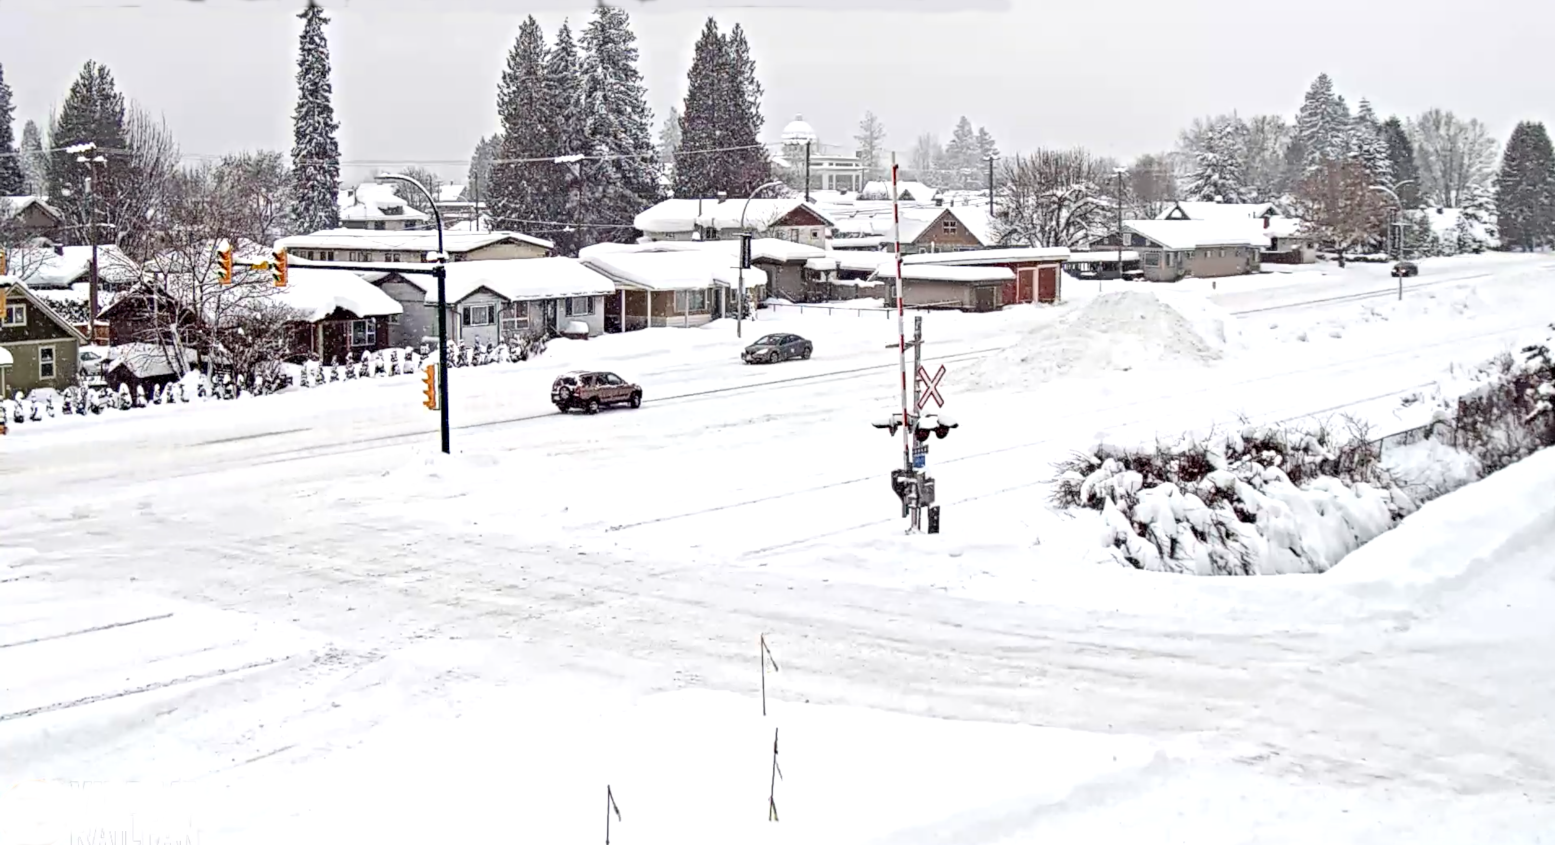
[{"left": 756, "top": 335, "right": 782, "bottom": 344}]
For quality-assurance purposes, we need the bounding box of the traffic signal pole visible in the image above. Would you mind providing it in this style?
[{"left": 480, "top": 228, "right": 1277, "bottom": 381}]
[{"left": 434, "top": 261, "right": 450, "bottom": 454}]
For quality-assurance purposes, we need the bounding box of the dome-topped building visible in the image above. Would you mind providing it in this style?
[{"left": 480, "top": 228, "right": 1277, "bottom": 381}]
[{"left": 781, "top": 114, "right": 819, "bottom": 146}]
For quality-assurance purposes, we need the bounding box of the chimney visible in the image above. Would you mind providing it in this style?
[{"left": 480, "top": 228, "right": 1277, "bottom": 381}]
[{"left": 1263, "top": 216, "right": 1269, "bottom": 230}]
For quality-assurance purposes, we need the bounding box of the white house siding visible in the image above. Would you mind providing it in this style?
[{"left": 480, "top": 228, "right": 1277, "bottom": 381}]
[
  {"left": 452, "top": 291, "right": 507, "bottom": 346},
  {"left": 555, "top": 295, "right": 606, "bottom": 336}
]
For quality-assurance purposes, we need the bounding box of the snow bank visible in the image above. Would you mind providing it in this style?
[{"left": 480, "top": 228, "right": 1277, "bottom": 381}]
[
  {"left": 1381, "top": 438, "right": 1483, "bottom": 501},
  {"left": 968, "top": 290, "right": 1233, "bottom": 390}
]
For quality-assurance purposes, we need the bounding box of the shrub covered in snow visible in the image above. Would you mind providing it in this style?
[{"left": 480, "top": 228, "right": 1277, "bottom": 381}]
[{"left": 1052, "top": 421, "right": 1413, "bottom": 576}]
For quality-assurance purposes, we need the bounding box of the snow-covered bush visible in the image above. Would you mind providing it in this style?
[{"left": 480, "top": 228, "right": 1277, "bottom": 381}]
[
  {"left": 1053, "top": 421, "right": 1412, "bottom": 575},
  {"left": 1442, "top": 341, "right": 1555, "bottom": 474}
]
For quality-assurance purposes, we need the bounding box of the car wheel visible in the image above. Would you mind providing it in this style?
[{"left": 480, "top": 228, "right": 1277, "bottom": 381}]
[
  {"left": 629, "top": 392, "right": 642, "bottom": 409},
  {"left": 586, "top": 398, "right": 600, "bottom": 415},
  {"left": 802, "top": 346, "right": 811, "bottom": 360}
]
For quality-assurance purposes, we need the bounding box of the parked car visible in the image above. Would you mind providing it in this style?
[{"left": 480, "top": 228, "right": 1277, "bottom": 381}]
[
  {"left": 1391, "top": 260, "right": 1419, "bottom": 278},
  {"left": 551, "top": 370, "right": 642, "bottom": 414},
  {"left": 77, "top": 345, "right": 110, "bottom": 379},
  {"left": 742, "top": 333, "right": 813, "bottom": 364}
]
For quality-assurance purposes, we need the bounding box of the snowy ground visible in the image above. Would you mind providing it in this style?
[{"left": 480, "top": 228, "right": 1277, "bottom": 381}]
[{"left": 3, "top": 254, "right": 1555, "bottom": 842}]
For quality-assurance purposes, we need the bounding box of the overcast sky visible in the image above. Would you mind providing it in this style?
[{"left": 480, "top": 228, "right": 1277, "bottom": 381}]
[{"left": 3, "top": 0, "right": 1552, "bottom": 186}]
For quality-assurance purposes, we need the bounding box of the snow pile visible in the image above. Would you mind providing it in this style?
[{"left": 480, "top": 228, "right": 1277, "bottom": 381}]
[
  {"left": 1381, "top": 438, "right": 1483, "bottom": 502},
  {"left": 969, "top": 290, "right": 1232, "bottom": 390},
  {"left": 1055, "top": 425, "right": 1408, "bottom": 575}
]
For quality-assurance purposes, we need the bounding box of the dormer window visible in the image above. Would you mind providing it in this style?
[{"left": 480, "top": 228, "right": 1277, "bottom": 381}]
[{"left": 382, "top": 204, "right": 403, "bottom": 216}]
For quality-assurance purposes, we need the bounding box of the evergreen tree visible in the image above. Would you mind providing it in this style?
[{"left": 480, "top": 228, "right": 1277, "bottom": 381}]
[
  {"left": 722, "top": 23, "right": 771, "bottom": 194},
  {"left": 579, "top": 4, "right": 662, "bottom": 248},
  {"left": 1184, "top": 118, "right": 1247, "bottom": 203},
  {"left": 20, "top": 120, "right": 47, "bottom": 196},
  {"left": 47, "top": 61, "right": 130, "bottom": 246},
  {"left": 944, "top": 116, "right": 978, "bottom": 186},
  {"left": 1349, "top": 98, "right": 1391, "bottom": 185},
  {"left": 288, "top": 0, "right": 341, "bottom": 234},
  {"left": 1380, "top": 116, "right": 1420, "bottom": 207},
  {"left": 1296, "top": 73, "right": 1342, "bottom": 173},
  {"left": 658, "top": 108, "right": 681, "bottom": 166},
  {"left": 464, "top": 133, "right": 501, "bottom": 204},
  {"left": 542, "top": 20, "right": 586, "bottom": 249},
  {"left": 854, "top": 110, "right": 885, "bottom": 182},
  {"left": 1495, "top": 121, "right": 1555, "bottom": 251},
  {"left": 490, "top": 16, "right": 550, "bottom": 231},
  {"left": 0, "top": 65, "right": 24, "bottom": 194}
]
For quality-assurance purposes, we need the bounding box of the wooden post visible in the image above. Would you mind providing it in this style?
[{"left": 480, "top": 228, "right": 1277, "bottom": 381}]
[
  {"left": 760, "top": 634, "right": 779, "bottom": 716},
  {"left": 605, "top": 785, "right": 621, "bottom": 844},
  {"left": 768, "top": 727, "right": 782, "bottom": 822}
]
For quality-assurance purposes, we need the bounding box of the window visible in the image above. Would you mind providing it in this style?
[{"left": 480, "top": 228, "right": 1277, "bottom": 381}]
[
  {"left": 384, "top": 252, "right": 401, "bottom": 263},
  {"left": 462, "top": 304, "right": 496, "bottom": 327},
  {"left": 3, "top": 303, "right": 24, "bottom": 326},
  {"left": 323, "top": 250, "right": 336, "bottom": 261},
  {"left": 941, "top": 219, "right": 958, "bottom": 234},
  {"left": 388, "top": 314, "right": 400, "bottom": 324},
  {"left": 38, "top": 345, "right": 55, "bottom": 379},
  {"left": 372, "top": 221, "right": 386, "bottom": 231},
  {"left": 565, "top": 296, "right": 595, "bottom": 316},
  {"left": 350, "top": 251, "right": 370, "bottom": 262},
  {"left": 604, "top": 373, "right": 623, "bottom": 386},
  {"left": 351, "top": 319, "right": 377, "bottom": 347},
  {"left": 674, "top": 289, "right": 708, "bottom": 312},
  {"left": 1143, "top": 252, "right": 1160, "bottom": 267}
]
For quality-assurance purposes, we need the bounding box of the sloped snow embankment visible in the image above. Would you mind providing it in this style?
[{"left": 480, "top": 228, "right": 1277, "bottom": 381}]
[{"left": 967, "top": 290, "right": 1240, "bottom": 390}]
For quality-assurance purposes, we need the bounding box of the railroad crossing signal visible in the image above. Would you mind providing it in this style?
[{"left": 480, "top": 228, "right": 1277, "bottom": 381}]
[
  {"left": 916, "top": 364, "right": 945, "bottom": 410},
  {"left": 421, "top": 364, "right": 439, "bottom": 410}
]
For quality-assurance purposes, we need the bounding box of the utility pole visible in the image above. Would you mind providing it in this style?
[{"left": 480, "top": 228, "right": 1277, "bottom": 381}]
[
  {"left": 1115, "top": 167, "right": 1126, "bottom": 288},
  {"left": 69, "top": 144, "right": 108, "bottom": 345},
  {"left": 804, "top": 141, "right": 812, "bottom": 203},
  {"left": 985, "top": 154, "right": 996, "bottom": 218}
]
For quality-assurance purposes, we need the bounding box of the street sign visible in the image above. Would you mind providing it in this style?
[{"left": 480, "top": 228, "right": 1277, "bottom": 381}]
[{"left": 916, "top": 364, "right": 946, "bottom": 410}]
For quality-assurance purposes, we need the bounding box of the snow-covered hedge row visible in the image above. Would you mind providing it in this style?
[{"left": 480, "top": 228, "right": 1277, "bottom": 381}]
[
  {"left": 1409, "top": 324, "right": 1555, "bottom": 473},
  {"left": 1053, "top": 421, "right": 1412, "bottom": 576},
  {"left": 291, "top": 337, "right": 545, "bottom": 389}
]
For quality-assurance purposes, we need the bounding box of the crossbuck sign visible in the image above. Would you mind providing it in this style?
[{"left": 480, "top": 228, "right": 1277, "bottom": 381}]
[{"left": 916, "top": 364, "right": 946, "bottom": 410}]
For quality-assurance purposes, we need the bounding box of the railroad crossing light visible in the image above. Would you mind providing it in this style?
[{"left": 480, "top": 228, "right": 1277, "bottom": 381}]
[
  {"left": 932, "top": 413, "right": 958, "bottom": 439},
  {"left": 872, "top": 414, "right": 903, "bottom": 435},
  {"left": 217, "top": 240, "right": 233, "bottom": 285},
  {"left": 272, "top": 248, "right": 288, "bottom": 287},
  {"left": 421, "top": 364, "right": 438, "bottom": 410}
]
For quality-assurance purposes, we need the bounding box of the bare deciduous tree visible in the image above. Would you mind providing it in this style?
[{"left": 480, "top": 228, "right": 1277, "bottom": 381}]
[
  {"left": 116, "top": 104, "right": 181, "bottom": 259},
  {"left": 1127, "top": 153, "right": 1177, "bottom": 219},
  {"left": 1293, "top": 159, "right": 1391, "bottom": 265},
  {"left": 993, "top": 149, "right": 1116, "bottom": 248},
  {"left": 1409, "top": 109, "right": 1500, "bottom": 208}
]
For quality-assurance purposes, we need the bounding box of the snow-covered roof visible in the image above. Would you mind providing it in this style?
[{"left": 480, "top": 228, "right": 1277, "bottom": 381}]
[
  {"left": 901, "top": 246, "right": 1070, "bottom": 265},
  {"left": 857, "top": 180, "right": 940, "bottom": 203},
  {"left": 580, "top": 237, "right": 826, "bottom": 265},
  {"left": 828, "top": 236, "right": 885, "bottom": 250},
  {"left": 694, "top": 197, "right": 838, "bottom": 231},
  {"left": 805, "top": 257, "right": 840, "bottom": 272},
  {"left": 1068, "top": 250, "right": 1141, "bottom": 263},
  {"left": 633, "top": 199, "right": 710, "bottom": 234},
  {"left": 580, "top": 251, "right": 740, "bottom": 292},
  {"left": 105, "top": 343, "right": 198, "bottom": 380},
  {"left": 274, "top": 268, "right": 403, "bottom": 321},
  {"left": 945, "top": 206, "right": 994, "bottom": 245},
  {"left": 339, "top": 183, "right": 431, "bottom": 224},
  {"left": 781, "top": 114, "right": 818, "bottom": 145},
  {"left": 1159, "top": 201, "right": 1279, "bottom": 222},
  {"left": 7, "top": 245, "right": 139, "bottom": 289},
  {"left": 432, "top": 257, "right": 615, "bottom": 305},
  {"left": 437, "top": 184, "right": 466, "bottom": 203},
  {"left": 870, "top": 264, "right": 1013, "bottom": 283},
  {"left": 2, "top": 195, "right": 64, "bottom": 222},
  {"left": 1123, "top": 220, "right": 1271, "bottom": 251},
  {"left": 276, "top": 229, "right": 554, "bottom": 254}
]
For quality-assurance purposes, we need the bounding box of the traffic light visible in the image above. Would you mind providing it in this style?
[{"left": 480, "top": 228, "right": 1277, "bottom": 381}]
[
  {"left": 217, "top": 241, "right": 233, "bottom": 285},
  {"left": 421, "top": 364, "right": 438, "bottom": 410},
  {"left": 0, "top": 248, "right": 8, "bottom": 275},
  {"left": 272, "top": 248, "right": 288, "bottom": 287}
]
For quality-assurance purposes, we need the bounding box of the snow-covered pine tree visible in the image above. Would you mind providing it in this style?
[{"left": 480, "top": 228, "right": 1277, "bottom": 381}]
[
  {"left": 672, "top": 19, "right": 727, "bottom": 199},
  {"left": 19, "top": 120, "right": 47, "bottom": 196},
  {"left": 47, "top": 61, "right": 129, "bottom": 245},
  {"left": 491, "top": 17, "right": 550, "bottom": 232},
  {"left": 1495, "top": 121, "right": 1555, "bottom": 252},
  {"left": 288, "top": 0, "right": 341, "bottom": 234},
  {"left": 1184, "top": 119, "right": 1247, "bottom": 203},
  {"left": 1350, "top": 98, "right": 1392, "bottom": 186},
  {"left": 854, "top": 111, "right": 885, "bottom": 183},
  {"left": 0, "top": 64, "right": 25, "bottom": 194},
  {"left": 541, "top": 20, "right": 586, "bottom": 252},
  {"left": 943, "top": 117, "right": 978, "bottom": 187},
  {"left": 1329, "top": 94, "right": 1353, "bottom": 164},
  {"left": 464, "top": 133, "right": 500, "bottom": 207},
  {"left": 1380, "top": 116, "right": 1420, "bottom": 207},
  {"left": 1296, "top": 73, "right": 1341, "bottom": 174},
  {"left": 658, "top": 107, "right": 681, "bottom": 167},
  {"left": 579, "top": 4, "right": 663, "bottom": 247},
  {"left": 722, "top": 23, "right": 772, "bottom": 196}
]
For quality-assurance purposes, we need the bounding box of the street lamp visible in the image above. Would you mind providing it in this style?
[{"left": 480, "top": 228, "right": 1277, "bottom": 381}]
[
  {"left": 736, "top": 180, "right": 788, "bottom": 340},
  {"left": 1370, "top": 181, "right": 1414, "bottom": 301},
  {"left": 1114, "top": 167, "right": 1127, "bottom": 289},
  {"left": 378, "top": 172, "right": 450, "bottom": 454}
]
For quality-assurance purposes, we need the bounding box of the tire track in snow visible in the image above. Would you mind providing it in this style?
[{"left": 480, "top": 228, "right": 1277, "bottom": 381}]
[{"left": 0, "top": 612, "right": 174, "bottom": 650}]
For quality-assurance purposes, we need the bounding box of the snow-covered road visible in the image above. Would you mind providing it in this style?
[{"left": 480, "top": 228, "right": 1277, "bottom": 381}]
[{"left": 3, "top": 254, "right": 1554, "bottom": 842}]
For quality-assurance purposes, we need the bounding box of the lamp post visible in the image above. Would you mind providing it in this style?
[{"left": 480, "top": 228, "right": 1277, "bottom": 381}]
[
  {"left": 737, "top": 180, "right": 787, "bottom": 340},
  {"left": 1370, "top": 181, "right": 1412, "bottom": 301},
  {"left": 1114, "top": 167, "right": 1127, "bottom": 287},
  {"left": 67, "top": 143, "right": 107, "bottom": 343},
  {"left": 378, "top": 172, "right": 449, "bottom": 454}
]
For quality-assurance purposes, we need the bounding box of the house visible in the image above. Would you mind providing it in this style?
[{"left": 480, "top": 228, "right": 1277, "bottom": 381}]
[
  {"left": 583, "top": 237, "right": 833, "bottom": 307},
  {"left": 370, "top": 257, "right": 615, "bottom": 347},
  {"left": 633, "top": 197, "right": 837, "bottom": 248},
  {"left": 1092, "top": 221, "right": 1268, "bottom": 282},
  {"left": 1065, "top": 250, "right": 1144, "bottom": 281},
  {"left": 275, "top": 230, "right": 554, "bottom": 264},
  {"left": 581, "top": 249, "right": 741, "bottom": 331},
  {"left": 274, "top": 268, "right": 403, "bottom": 362},
  {"left": 5, "top": 244, "right": 139, "bottom": 291},
  {"left": 858, "top": 180, "right": 940, "bottom": 203},
  {"left": 101, "top": 343, "right": 199, "bottom": 395},
  {"left": 881, "top": 206, "right": 994, "bottom": 254},
  {"left": 2, "top": 196, "right": 65, "bottom": 238},
  {"left": 1157, "top": 201, "right": 1314, "bottom": 264},
  {"left": 901, "top": 246, "right": 1069, "bottom": 305},
  {"left": 338, "top": 183, "right": 431, "bottom": 231},
  {"left": 869, "top": 264, "right": 1012, "bottom": 312},
  {"left": 0, "top": 278, "right": 87, "bottom": 396}
]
